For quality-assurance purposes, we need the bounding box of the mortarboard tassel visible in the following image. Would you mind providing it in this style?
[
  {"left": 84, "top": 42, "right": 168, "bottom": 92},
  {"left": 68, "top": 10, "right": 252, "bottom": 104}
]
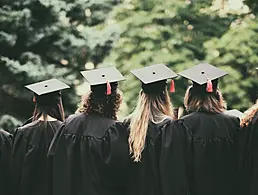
[
  {"left": 33, "top": 96, "right": 36, "bottom": 103},
  {"left": 106, "top": 81, "right": 111, "bottom": 95},
  {"left": 206, "top": 79, "right": 213, "bottom": 93},
  {"left": 170, "top": 80, "right": 175, "bottom": 93}
]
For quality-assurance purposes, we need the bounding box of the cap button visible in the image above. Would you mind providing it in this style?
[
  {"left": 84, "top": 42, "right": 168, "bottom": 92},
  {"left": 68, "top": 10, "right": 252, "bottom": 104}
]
[
  {"left": 45, "top": 85, "right": 48, "bottom": 87},
  {"left": 152, "top": 71, "right": 156, "bottom": 74},
  {"left": 201, "top": 71, "right": 205, "bottom": 74},
  {"left": 102, "top": 74, "right": 105, "bottom": 77}
]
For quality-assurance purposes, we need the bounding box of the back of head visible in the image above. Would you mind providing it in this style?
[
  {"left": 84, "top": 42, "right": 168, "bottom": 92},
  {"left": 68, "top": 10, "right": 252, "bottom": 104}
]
[
  {"left": 184, "top": 80, "right": 226, "bottom": 114},
  {"left": 128, "top": 80, "right": 174, "bottom": 162},
  {"left": 33, "top": 91, "right": 65, "bottom": 122},
  {"left": 77, "top": 82, "right": 122, "bottom": 120}
]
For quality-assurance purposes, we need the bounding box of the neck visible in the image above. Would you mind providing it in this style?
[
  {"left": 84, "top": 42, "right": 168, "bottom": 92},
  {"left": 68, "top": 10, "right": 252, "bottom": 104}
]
[{"left": 38, "top": 115, "right": 57, "bottom": 121}]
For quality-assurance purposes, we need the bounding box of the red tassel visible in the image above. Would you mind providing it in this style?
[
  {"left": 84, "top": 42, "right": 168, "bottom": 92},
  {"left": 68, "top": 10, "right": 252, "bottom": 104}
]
[
  {"left": 170, "top": 80, "right": 175, "bottom": 93},
  {"left": 206, "top": 79, "right": 213, "bottom": 92},
  {"left": 33, "top": 96, "right": 36, "bottom": 102},
  {"left": 106, "top": 81, "right": 111, "bottom": 95}
]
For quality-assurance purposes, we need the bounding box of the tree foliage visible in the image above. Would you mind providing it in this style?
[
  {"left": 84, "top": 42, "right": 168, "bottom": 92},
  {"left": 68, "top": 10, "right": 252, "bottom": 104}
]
[
  {"left": 104, "top": 0, "right": 245, "bottom": 116},
  {"left": 0, "top": 0, "right": 121, "bottom": 132}
]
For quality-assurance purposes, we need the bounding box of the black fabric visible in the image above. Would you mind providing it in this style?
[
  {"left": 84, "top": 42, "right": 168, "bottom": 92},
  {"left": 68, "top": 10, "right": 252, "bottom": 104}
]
[
  {"left": 119, "top": 117, "right": 174, "bottom": 195},
  {"left": 10, "top": 120, "right": 62, "bottom": 195},
  {"left": 48, "top": 113, "right": 129, "bottom": 195},
  {"left": 239, "top": 112, "right": 258, "bottom": 195},
  {"left": 91, "top": 82, "right": 118, "bottom": 96},
  {"left": 34, "top": 91, "right": 61, "bottom": 106},
  {"left": 161, "top": 111, "right": 242, "bottom": 195},
  {"left": 141, "top": 80, "right": 167, "bottom": 94},
  {"left": 191, "top": 79, "right": 219, "bottom": 93},
  {"left": 0, "top": 129, "right": 12, "bottom": 195}
]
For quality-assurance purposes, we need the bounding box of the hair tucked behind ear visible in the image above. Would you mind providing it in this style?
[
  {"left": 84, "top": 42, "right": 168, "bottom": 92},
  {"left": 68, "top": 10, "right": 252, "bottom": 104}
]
[
  {"left": 241, "top": 100, "right": 258, "bottom": 127},
  {"left": 128, "top": 89, "right": 174, "bottom": 162}
]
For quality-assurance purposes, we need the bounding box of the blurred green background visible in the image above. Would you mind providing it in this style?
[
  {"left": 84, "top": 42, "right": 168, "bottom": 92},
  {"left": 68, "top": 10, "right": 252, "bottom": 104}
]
[{"left": 1, "top": 0, "right": 258, "bottom": 133}]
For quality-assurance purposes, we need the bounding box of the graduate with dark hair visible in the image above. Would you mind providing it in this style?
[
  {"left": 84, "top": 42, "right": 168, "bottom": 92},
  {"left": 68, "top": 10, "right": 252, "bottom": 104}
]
[
  {"left": 161, "top": 63, "right": 241, "bottom": 195},
  {"left": 48, "top": 67, "right": 127, "bottom": 195},
  {"left": 11, "top": 79, "right": 69, "bottom": 195},
  {"left": 0, "top": 129, "right": 12, "bottom": 195}
]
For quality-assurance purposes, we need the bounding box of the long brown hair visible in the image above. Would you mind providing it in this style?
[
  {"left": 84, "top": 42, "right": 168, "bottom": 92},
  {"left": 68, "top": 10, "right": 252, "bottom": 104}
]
[
  {"left": 241, "top": 100, "right": 258, "bottom": 127},
  {"left": 33, "top": 92, "right": 65, "bottom": 122},
  {"left": 76, "top": 90, "right": 122, "bottom": 120},
  {"left": 128, "top": 89, "right": 174, "bottom": 162},
  {"left": 184, "top": 86, "right": 226, "bottom": 113}
]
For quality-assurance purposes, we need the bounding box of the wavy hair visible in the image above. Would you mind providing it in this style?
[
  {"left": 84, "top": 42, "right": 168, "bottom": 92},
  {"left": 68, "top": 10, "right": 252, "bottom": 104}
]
[
  {"left": 241, "top": 100, "right": 258, "bottom": 127},
  {"left": 128, "top": 89, "right": 174, "bottom": 162},
  {"left": 76, "top": 90, "right": 122, "bottom": 120}
]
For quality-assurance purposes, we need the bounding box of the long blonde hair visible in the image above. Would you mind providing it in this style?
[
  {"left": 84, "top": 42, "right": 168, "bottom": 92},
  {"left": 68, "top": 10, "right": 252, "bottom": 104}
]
[{"left": 128, "top": 89, "right": 174, "bottom": 162}]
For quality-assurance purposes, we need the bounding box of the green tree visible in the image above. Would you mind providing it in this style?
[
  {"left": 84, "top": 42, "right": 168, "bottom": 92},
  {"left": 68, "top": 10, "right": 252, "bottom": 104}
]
[
  {"left": 0, "top": 0, "right": 121, "bottom": 132},
  {"left": 104, "top": 0, "right": 238, "bottom": 116}
]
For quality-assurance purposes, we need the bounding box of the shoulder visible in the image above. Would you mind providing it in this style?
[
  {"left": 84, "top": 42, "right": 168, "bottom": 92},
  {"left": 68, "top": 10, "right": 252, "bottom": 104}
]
[
  {"left": 63, "top": 113, "right": 117, "bottom": 138},
  {"left": 0, "top": 129, "right": 12, "bottom": 144},
  {"left": 64, "top": 113, "right": 85, "bottom": 124},
  {"left": 15, "top": 120, "right": 40, "bottom": 135}
]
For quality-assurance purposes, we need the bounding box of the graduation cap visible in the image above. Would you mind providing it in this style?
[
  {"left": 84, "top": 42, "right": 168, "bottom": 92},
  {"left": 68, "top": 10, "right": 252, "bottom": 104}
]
[
  {"left": 81, "top": 67, "right": 125, "bottom": 95},
  {"left": 25, "top": 79, "right": 70, "bottom": 95},
  {"left": 25, "top": 79, "right": 70, "bottom": 105},
  {"left": 178, "top": 63, "right": 228, "bottom": 93},
  {"left": 130, "top": 64, "right": 178, "bottom": 93},
  {"left": 224, "top": 109, "right": 244, "bottom": 119}
]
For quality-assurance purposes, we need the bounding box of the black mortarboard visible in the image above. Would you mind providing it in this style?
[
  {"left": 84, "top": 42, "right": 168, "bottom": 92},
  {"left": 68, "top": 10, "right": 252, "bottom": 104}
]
[
  {"left": 178, "top": 63, "right": 228, "bottom": 93},
  {"left": 131, "top": 64, "right": 177, "bottom": 84},
  {"left": 224, "top": 109, "right": 244, "bottom": 119},
  {"left": 178, "top": 63, "right": 227, "bottom": 85},
  {"left": 25, "top": 79, "right": 70, "bottom": 95},
  {"left": 80, "top": 67, "right": 125, "bottom": 95},
  {"left": 130, "top": 64, "right": 177, "bottom": 94},
  {"left": 25, "top": 79, "right": 70, "bottom": 105}
]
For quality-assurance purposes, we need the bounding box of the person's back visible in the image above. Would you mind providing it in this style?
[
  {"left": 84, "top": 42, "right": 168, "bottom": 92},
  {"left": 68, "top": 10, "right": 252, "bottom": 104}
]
[
  {"left": 48, "top": 67, "right": 126, "bottom": 195},
  {"left": 121, "top": 64, "right": 177, "bottom": 195},
  {"left": 181, "top": 111, "right": 240, "bottom": 195},
  {"left": 50, "top": 113, "right": 121, "bottom": 195},
  {"left": 162, "top": 63, "right": 241, "bottom": 195},
  {"left": 0, "top": 129, "right": 12, "bottom": 195},
  {"left": 12, "top": 120, "right": 62, "bottom": 195},
  {"left": 10, "top": 78, "right": 68, "bottom": 195},
  {"left": 124, "top": 118, "right": 173, "bottom": 195}
]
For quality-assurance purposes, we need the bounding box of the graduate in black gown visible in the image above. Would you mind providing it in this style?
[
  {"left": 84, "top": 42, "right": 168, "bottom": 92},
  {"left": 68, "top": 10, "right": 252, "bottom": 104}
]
[
  {"left": 48, "top": 67, "right": 127, "bottom": 195},
  {"left": 0, "top": 129, "right": 12, "bottom": 195},
  {"left": 162, "top": 63, "right": 241, "bottom": 195},
  {"left": 240, "top": 68, "right": 258, "bottom": 195},
  {"left": 119, "top": 64, "right": 178, "bottom": 195},
  {"left": 11, "top": 79, "right": 69, "bottom": 195}
]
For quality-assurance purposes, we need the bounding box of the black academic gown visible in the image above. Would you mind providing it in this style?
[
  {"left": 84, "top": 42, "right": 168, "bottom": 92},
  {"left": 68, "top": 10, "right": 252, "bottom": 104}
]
[
  {"left": 161, "top": 111, "right": 241, "bottom": 195},
  {"left": 0, "top": 129, "right": 12, "bottom": 195},
  {"left": 120, "top": 117, "right": 173, "bottom": 195},
  {"left": 48, "top": 113, "right": 129, "bottom": 195},
  {"left": 11, "top": 120, "right": 62, "bottom": 195},
  {"left": 240, "top": 112, "right": 258, "bottom": 195}
]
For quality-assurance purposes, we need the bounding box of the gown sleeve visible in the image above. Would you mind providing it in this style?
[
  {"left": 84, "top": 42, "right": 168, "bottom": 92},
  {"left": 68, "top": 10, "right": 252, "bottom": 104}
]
[
  {"left": 10, "top": 129, "right": 28, "bottom": 195},
  {"left": 101, "top": 122, "right": 130, "bottom": 193},
  {"left": 159, "top": 120, "right": 191, "bottom": 195},
  {"left": 0, "top": 130, "right": 12, "bottom": 195}
]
